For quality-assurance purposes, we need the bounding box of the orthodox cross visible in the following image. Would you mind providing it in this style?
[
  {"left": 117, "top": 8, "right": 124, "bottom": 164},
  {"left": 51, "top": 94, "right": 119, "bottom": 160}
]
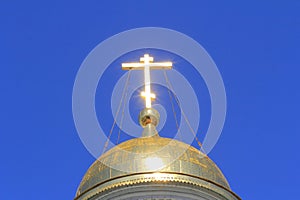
[{"left": 122, "top": 54, "right": 172, "bottom": 108}]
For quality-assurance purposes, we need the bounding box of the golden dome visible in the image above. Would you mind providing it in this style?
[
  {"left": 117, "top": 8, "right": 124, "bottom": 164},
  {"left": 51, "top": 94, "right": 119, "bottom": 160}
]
[{"left": 75, "top": 135, "right": 234, "bottom": 199}]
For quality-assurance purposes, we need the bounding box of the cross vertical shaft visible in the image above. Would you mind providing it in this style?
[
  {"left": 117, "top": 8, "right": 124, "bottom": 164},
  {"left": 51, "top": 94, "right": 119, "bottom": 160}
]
[{"left": 142, "top": 54, "right": 153, "bottom": 108}]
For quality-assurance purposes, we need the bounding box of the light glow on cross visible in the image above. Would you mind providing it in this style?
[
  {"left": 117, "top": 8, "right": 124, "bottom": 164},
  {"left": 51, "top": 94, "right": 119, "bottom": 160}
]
[{"left": 122, "top": 54, "right": 173, "bottom": 108}]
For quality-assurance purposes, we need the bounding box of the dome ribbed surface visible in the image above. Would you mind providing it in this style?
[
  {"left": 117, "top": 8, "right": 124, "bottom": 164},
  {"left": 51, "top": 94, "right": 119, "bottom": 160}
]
[{"left": 76, "top": 136, "right": 230, "bottom": 198}]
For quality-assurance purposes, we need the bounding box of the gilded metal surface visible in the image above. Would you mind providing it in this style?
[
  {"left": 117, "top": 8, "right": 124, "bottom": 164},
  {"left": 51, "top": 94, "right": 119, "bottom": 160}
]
[
  {"left": 139, "top": 108, "right": 160, "bottom": 127},
  {"left": 76, "top": 136, "right": 231, "bottom": 198}
]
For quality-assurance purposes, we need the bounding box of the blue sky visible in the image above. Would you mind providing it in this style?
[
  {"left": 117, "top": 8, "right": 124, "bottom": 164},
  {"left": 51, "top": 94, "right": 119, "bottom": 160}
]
[{"left": 1, "top": 1, "right": 299, "bottom": 199}]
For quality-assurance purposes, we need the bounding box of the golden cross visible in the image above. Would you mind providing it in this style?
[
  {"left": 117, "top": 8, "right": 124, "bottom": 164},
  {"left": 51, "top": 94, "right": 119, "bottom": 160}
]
[{"left": 122, "top": 54, "right": 172, "bottom": 108}]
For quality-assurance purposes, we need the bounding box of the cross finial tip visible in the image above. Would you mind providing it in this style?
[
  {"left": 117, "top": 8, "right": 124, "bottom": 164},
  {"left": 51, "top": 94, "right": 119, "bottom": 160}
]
[{"left": 140, "top": 54, "right": 153, "bottom": 62}]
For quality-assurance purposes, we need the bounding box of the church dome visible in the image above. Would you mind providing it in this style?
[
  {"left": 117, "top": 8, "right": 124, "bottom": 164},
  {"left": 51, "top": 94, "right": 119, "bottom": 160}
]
[{"left": 75, "top": 135, "right": 238, "bottom": 199}]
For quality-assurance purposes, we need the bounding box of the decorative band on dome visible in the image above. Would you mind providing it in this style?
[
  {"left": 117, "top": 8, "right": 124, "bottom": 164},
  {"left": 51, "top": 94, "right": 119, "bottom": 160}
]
[{"left": 75, "top": 172, "right": 240, "bottom": 200}]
